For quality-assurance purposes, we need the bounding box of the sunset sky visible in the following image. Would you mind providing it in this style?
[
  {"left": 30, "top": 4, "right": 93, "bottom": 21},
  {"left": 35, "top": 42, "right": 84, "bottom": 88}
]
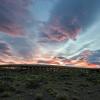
[{"left": 0, "top": 0, "right": 100, "bottom": 67}]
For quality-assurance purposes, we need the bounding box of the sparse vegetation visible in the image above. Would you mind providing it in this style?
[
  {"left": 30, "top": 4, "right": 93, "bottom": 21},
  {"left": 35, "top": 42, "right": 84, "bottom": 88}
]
[
  {"left": 35, "top": 93, "right": 43, "bottom": 100},
  {"left": 0, "top": 68, "right": 99, "bottom": 100},
  {"left": 46, "top": 87, "right": 57, "bottom": 96},
  {"left": 56, "top": 94, "right": 68, "bottom": 100},
  {"left": 1, "top": 91, "right": 11, "bottom": 97},
  {"left": 25, "top": 79, "right": 40, "bottom": 89}
]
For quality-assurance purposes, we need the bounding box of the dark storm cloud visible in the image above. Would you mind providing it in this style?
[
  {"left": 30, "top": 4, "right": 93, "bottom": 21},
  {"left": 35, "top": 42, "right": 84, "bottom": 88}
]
[
  {"left": 42, "top": 0, "right": 100, "bottom": 42},
  {"left": 0, "top": 0, "right": 35, "bottom": 36}
]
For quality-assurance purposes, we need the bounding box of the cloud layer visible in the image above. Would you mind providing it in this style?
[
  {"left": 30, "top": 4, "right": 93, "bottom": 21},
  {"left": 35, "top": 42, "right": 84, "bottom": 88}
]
[
  {"left": 0, "top": 0, "right": 100, "bottom": 67},
  {"left": 0, "top": 0, "right": 35, "bottom": 36},
  {"left": 41, "top": 0, "right": 100, "bottom": 42}
]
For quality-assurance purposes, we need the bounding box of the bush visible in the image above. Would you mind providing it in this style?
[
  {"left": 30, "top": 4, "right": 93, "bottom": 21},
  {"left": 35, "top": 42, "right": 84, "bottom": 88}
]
[
  {"left": 46, "top": 87, "right": 57, "bottom": 96},
  {"left": 72, "top": 96, "right": 79, "bottom": 100},
  {"left": 35, "top": 93, "right": 43, "bottom": 100},
  {"left": 0, "top": 81, "right": 16, "bottom": 93},
  {"left": 1, "top": 91, "right": 11, "bottom": 97},
  {"left": 26, "top": 79, "right": 40, "bottom": 89},
  {"left": 56, "top": 94, "right": 68, "bottom": 100}
]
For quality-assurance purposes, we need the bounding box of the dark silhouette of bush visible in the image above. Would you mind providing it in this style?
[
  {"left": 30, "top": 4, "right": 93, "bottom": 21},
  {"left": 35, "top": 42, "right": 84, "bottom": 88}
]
[
  {"left": 72, "top": 96, "right": 79, "bottom": 100},
  {"left": 0, "top": 81, "right": 16, "bottom": 93},
  {"left": 25, "top": 79, "right": 40, "bottom": 89},
  {"left": 1, "top": 91, "right": 11, "bottom": 98},
  {"left": 56, "top": 94, "right": 68, "bottom": 100},
  {"left": 46, "top": 87, "right": 57, "bottom": 97},
  {"left": 35, "top": 93, "right": 43, "bottom": 100}
]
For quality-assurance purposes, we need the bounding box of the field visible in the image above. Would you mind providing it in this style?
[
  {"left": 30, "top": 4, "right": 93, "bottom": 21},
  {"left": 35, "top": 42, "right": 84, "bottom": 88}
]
[{"left": 0, "top": 65, "right": 100, "bottom": 100}]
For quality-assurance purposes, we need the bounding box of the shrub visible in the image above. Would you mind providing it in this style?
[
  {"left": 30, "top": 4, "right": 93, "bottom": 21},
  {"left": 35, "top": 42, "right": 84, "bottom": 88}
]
[
  {"left": 56, "top": 94, "right": 68, "bottom": 100},
  {"left": 35, "top": 93, "right": 43, "bottom": 100},
  {"left": 26, "top": 79, "right": 40, "bottom": 89},
  {"left": 1, "top": 91, "right": 11, "bottom": 97},
  {"left": 72, "top": 96, "right": 79, "bottom": 100},
  {"left": 0, "top": 81, "right": 5, "bottom": 92},
  {"left": 46, "top": 87, "right": 57, "bottom": 97}
]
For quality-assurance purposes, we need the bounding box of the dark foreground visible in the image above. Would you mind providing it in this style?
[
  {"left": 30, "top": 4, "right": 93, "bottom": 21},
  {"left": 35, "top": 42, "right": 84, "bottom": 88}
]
[{"left": 0, "top": 66, "right": 100, "bottom": 100}]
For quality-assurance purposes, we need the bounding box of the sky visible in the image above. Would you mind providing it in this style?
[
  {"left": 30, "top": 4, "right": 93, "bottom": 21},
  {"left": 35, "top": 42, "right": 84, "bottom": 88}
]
[{"left": 0, "top": 0, "right": 100, "bottom": 67}]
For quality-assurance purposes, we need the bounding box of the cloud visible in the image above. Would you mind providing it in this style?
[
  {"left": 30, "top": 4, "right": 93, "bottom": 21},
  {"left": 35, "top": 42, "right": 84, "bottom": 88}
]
[
  {"left": 41, "top": 0, "right": 100, "bottom": 42},
  {"left": 0, "top": 41, "right": 12, "bottom": 56},
  {"left": 3, "top": 36, "right": 34, "bottom": 59},
  {"left": 0, "top": 41, "right": 14, "bottom": 64},
  {"left": 88, "top": 50, "right": 100, "bottom": 64},
  {"left": 0, "top": 0, "right": 35, "bottom": 36},
  {"left": 0, "top": 40, "right": 33, "bottom": 64}
]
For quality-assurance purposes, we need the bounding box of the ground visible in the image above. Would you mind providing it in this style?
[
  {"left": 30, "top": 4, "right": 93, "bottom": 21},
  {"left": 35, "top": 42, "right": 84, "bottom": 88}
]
[{"left": 0, "top": 67, "right": 100, "bottom": 100}]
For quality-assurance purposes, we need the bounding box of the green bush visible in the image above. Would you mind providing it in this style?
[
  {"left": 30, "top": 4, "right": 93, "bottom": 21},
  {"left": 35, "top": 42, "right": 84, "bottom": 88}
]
[
  {"left": 35, "top": 93, "right": 43, "bottom": 100},
  {"left": 1, "top": 91, "right": 11, "bottom": 97},
  {"left": 72, "top": 96, "right": 79, "bottom": 100},
  {"left": 56, "top": 94, "right": 68, "bottom": 100},
  {"left": 25, "top": 79, "right": 40, "bottom": 89},
  {"left": 0, "top": 81, "right": 16, "bottom": 93},
  {"left": 46, "top": 87, "right": 57, "bottom": 96}
]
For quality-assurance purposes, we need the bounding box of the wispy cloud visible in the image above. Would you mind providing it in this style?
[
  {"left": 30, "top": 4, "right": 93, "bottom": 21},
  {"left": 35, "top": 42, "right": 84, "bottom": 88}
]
[
  {"left": 41, "top": 0, "right": 100, "bottom": 42},
  {"left": 0, "top": 0, "right": 35, "bottom": 36}
]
